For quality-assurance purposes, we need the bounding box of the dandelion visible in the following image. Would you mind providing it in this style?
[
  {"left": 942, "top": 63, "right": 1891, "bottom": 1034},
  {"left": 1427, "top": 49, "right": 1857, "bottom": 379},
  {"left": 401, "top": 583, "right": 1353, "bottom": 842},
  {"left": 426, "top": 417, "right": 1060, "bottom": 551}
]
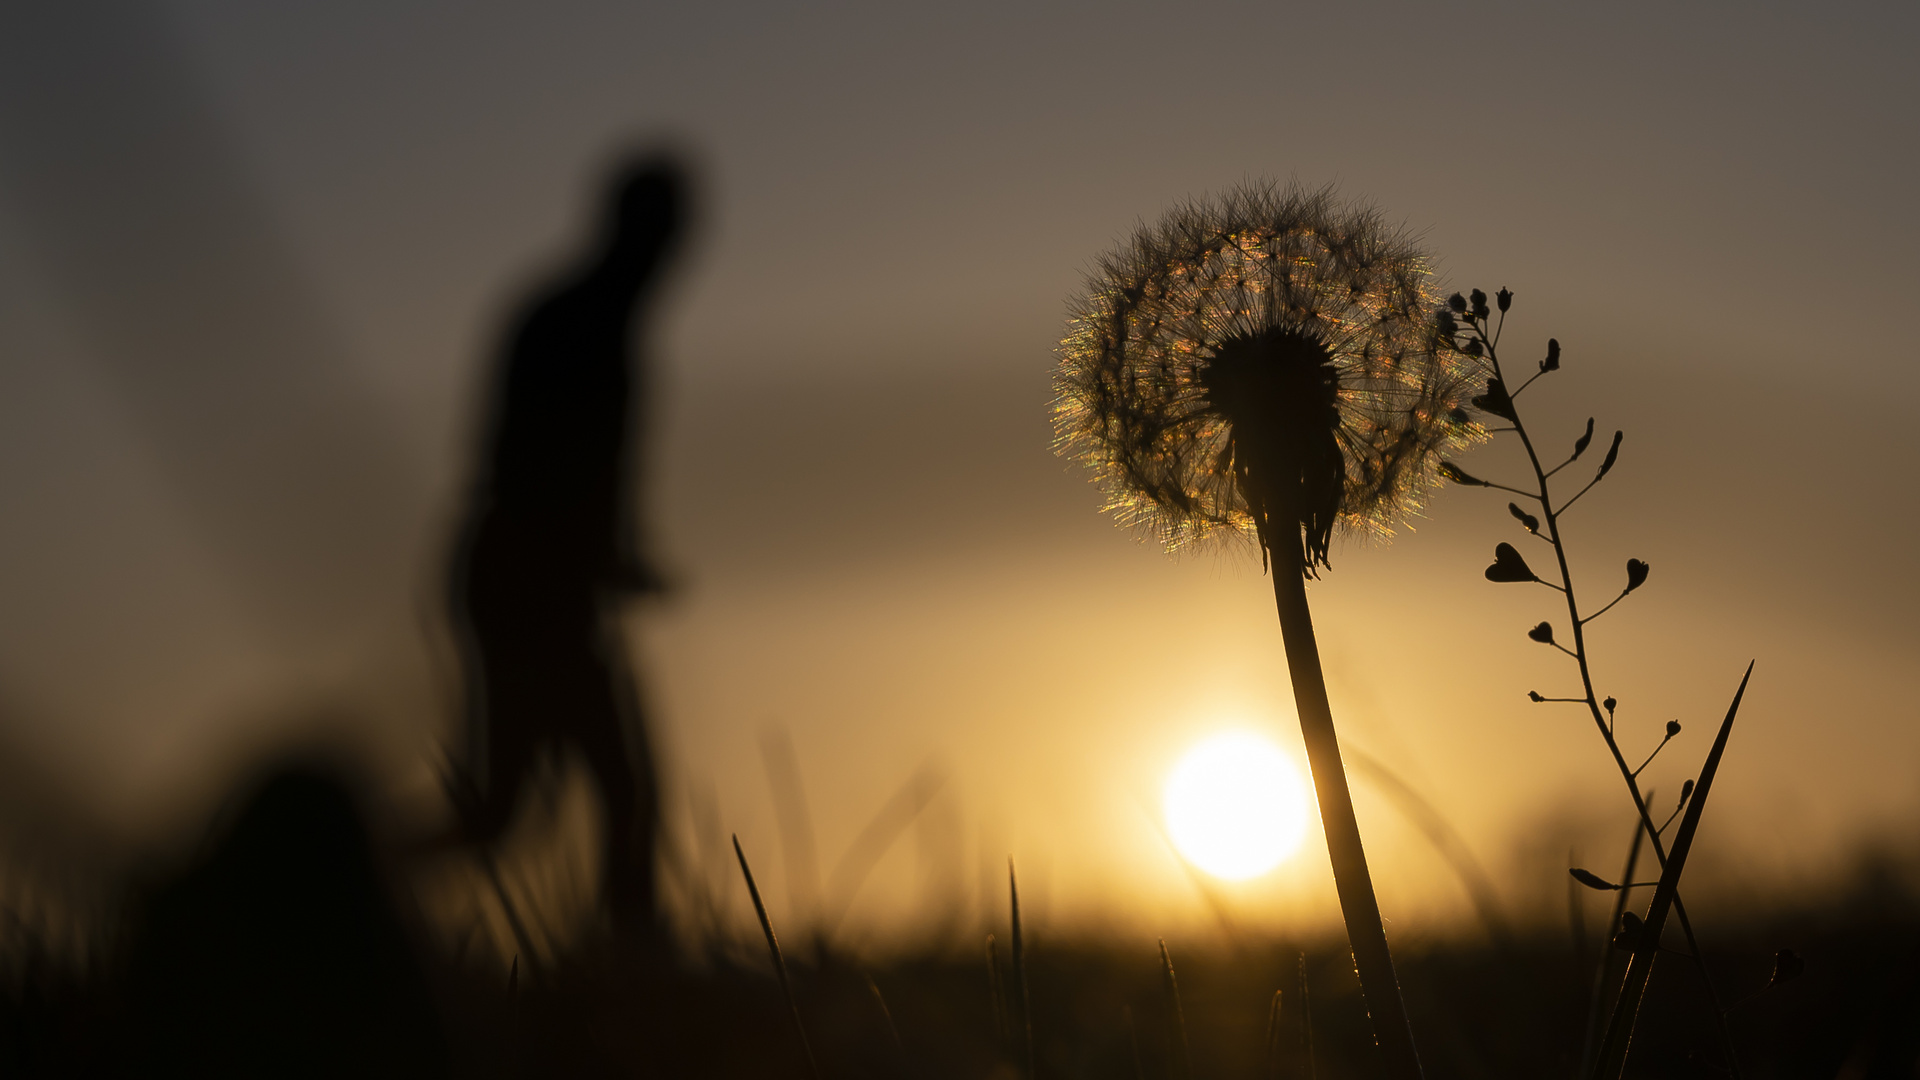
[
  {"left": 1054, "top": 182, "right": 1485, "bottom": 1080},
  {"left": 1054, "top": 182, "right": 1483, "bottom": 571}
]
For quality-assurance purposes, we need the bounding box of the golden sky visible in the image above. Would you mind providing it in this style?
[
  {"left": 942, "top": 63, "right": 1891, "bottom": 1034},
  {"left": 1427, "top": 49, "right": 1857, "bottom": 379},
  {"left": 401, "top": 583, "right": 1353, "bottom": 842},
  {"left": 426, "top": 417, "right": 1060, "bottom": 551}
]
[{"left": 0, "top": 1, "right": 1914, "bottom": 948}]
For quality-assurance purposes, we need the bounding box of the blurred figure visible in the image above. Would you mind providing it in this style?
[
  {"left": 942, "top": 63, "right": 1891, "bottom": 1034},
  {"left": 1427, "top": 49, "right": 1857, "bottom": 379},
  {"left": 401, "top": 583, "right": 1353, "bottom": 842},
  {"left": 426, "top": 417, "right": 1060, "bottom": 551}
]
[
  {"left": 447, "top": 156, "right": 687, "bottom": 937},
  {"left": 122, "top": 765, "right": 448, "bottom": 1078}
]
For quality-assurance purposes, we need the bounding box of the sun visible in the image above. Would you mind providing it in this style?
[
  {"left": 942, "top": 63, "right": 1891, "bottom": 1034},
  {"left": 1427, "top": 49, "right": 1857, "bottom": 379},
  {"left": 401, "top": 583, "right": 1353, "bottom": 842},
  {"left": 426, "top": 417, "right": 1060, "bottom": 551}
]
[{"left": 1163, "top": 731, "right": 1310, "bottom": 880}]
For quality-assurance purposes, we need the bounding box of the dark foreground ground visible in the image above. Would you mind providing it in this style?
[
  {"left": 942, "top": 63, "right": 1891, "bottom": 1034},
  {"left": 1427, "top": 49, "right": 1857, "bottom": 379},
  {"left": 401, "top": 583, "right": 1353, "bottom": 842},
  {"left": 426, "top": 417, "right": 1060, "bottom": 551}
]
[{"left": 4, "top": 862, "right": 1917, "bottom": 1080}]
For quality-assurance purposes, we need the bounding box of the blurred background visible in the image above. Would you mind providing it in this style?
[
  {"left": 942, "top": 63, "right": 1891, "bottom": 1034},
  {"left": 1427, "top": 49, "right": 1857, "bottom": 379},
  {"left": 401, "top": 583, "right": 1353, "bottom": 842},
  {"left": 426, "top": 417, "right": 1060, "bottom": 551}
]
[{"left": 0, "top": 0, "right": 1915, "bottom": 958}]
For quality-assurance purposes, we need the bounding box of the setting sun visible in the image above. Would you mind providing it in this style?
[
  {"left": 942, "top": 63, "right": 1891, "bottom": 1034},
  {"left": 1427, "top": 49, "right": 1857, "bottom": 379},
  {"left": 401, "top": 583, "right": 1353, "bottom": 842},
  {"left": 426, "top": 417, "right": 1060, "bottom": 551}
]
[{"left": 1163, "top": 732, "right": 1310, "bottom": 881}]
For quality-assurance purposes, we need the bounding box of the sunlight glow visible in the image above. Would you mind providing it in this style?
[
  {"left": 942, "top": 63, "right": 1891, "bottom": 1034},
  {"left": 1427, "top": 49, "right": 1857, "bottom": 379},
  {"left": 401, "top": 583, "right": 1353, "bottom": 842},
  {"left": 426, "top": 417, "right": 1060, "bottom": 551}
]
[{"left": 1163, "top": 732, "right": 1309, "bottom": 881}]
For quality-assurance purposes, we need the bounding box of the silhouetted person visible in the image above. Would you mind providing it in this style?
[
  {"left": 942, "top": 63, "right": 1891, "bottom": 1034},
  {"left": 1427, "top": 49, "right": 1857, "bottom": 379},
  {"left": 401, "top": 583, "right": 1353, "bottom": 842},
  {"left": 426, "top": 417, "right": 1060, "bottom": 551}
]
[
  {"left": 122, "top": 766, "right": 448, "bottom": 1078},
  {"left": 448, "top": 157, "right": 686, "bottom": 936}
]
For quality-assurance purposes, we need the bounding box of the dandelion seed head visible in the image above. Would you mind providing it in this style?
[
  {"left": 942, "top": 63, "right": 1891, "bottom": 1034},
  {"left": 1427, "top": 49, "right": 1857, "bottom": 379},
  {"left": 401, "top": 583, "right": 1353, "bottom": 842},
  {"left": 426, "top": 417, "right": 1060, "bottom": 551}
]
[{"left": 1053, "top": 182, "right": 1488, "bottom": 573}]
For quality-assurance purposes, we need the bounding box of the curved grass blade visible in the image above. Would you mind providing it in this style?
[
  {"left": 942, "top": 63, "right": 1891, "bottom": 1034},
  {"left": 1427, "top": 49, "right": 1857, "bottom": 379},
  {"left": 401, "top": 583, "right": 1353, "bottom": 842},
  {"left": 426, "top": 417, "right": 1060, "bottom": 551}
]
[
  {"left": 1591, "top": 661, "right": 1753, "bottom": 1080},
  {"left": 734, "top": 835, "right": 823, "bottom": 1080}
]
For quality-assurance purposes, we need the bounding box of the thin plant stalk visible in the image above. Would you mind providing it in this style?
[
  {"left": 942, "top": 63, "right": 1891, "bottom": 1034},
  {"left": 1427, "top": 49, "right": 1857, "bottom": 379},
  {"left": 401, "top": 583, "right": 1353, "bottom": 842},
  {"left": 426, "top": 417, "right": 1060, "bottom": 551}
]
[
  {"left": 1270, "top": 549, "right": 1421, "bottom": 1080},
  {"left": 1471, "top": 314, "right": 1739, "bottom": 1071},
  {"left": 1010, "top": 858, "right": 1035, "bottom": 1080},
  {"left": 734, "top": 835, "right": 822, "bottom": 1080},
  {"left": 1159, "top": 939, "right": 1191, "bottom": 1080},
  {"left": 1592, "top": 663, "right": 1753, "bottom": 1080}
]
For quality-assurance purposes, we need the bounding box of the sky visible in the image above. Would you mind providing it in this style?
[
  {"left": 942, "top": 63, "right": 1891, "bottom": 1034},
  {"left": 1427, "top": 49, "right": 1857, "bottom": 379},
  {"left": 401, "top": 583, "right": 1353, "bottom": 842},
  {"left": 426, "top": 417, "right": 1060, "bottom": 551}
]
[{"left": 0, "top": 1, "right": 1915, "bottom": 952}]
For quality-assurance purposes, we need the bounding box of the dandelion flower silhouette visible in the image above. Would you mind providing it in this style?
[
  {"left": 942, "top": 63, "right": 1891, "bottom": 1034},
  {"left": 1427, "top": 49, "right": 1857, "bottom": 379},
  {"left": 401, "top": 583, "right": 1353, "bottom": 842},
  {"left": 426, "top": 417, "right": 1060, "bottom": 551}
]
[
  {"left": 1053, "top": 182, "right": 1489, "bottom": 1077},
  {"left": 1054, "top": 182, "right": 1485, "bottom": 574}
]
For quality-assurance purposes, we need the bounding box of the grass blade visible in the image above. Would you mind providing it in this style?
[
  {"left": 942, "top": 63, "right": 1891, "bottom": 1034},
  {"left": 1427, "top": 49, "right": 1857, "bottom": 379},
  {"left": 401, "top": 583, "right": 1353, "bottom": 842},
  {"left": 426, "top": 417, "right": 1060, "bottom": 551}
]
[
  {"left": 866, "top": 974, "right": 908, "bottom": 1077},
  {"left": 1349, "top": 750, "right": 1511, "bottom": 947},
  {"left": 1264, "top": 990, "right": 1283, "bottom": 1080},
  {"left": 822, "top": 765, "right": 948, "bottom": 935},
  {"left": 1159, "top": 939, "right": 1191, "bottom": 1080},
  {"left": 1298, "top": 954, "right": 1316, "bottom": 1080},
  {"left": 1581, "top": 818, "right": 1644, "bottom": 1075},
  {"left": 1010, "top": 858, "right": 1035, "bottom": 1080},
  {"left": 1125, "top": 1006, "right": 1147, "bottom": 1080},
  {"left": 986, "top": 933, "right": 1009, "bottom": 1047},
  {"left": 1591, "top": 661, "right": 1753, "bottom": 1080},
  {"left": 760, "top": 730, "right": 824, "bottom": 935},
  {"left": 735, "top": 835, "right": 823, "bottom": 1080}
]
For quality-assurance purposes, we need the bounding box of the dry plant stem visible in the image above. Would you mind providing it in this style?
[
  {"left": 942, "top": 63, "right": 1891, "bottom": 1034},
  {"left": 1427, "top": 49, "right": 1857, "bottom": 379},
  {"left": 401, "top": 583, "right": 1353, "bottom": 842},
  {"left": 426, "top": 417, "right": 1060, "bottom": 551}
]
[
  {"left": 1480, "top": 328, "right": 1739, "bottom": 1071},
  {"left": 1270, "top": 560, "right": 1423, "bottom": 1080},
  {"left": 1593, "top": 663, "right": 1753, "bottom": 1080},
  {"left": 733, "top": 835, "right": 822, "bottom": 1080}
]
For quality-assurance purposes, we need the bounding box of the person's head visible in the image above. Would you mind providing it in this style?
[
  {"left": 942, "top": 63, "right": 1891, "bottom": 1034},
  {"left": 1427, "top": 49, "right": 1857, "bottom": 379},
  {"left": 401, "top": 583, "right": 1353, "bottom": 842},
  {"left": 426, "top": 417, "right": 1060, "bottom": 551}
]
[{"left": 601, "top": 154, "right": 686, "bottom": 277}]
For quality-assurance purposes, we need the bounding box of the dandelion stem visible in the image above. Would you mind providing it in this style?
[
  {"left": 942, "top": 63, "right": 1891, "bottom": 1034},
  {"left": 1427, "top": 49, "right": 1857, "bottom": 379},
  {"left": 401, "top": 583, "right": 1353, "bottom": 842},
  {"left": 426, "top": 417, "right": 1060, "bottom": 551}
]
[{"left": 1270, "top": 555, "right": 1423, "bottom": 1080}]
